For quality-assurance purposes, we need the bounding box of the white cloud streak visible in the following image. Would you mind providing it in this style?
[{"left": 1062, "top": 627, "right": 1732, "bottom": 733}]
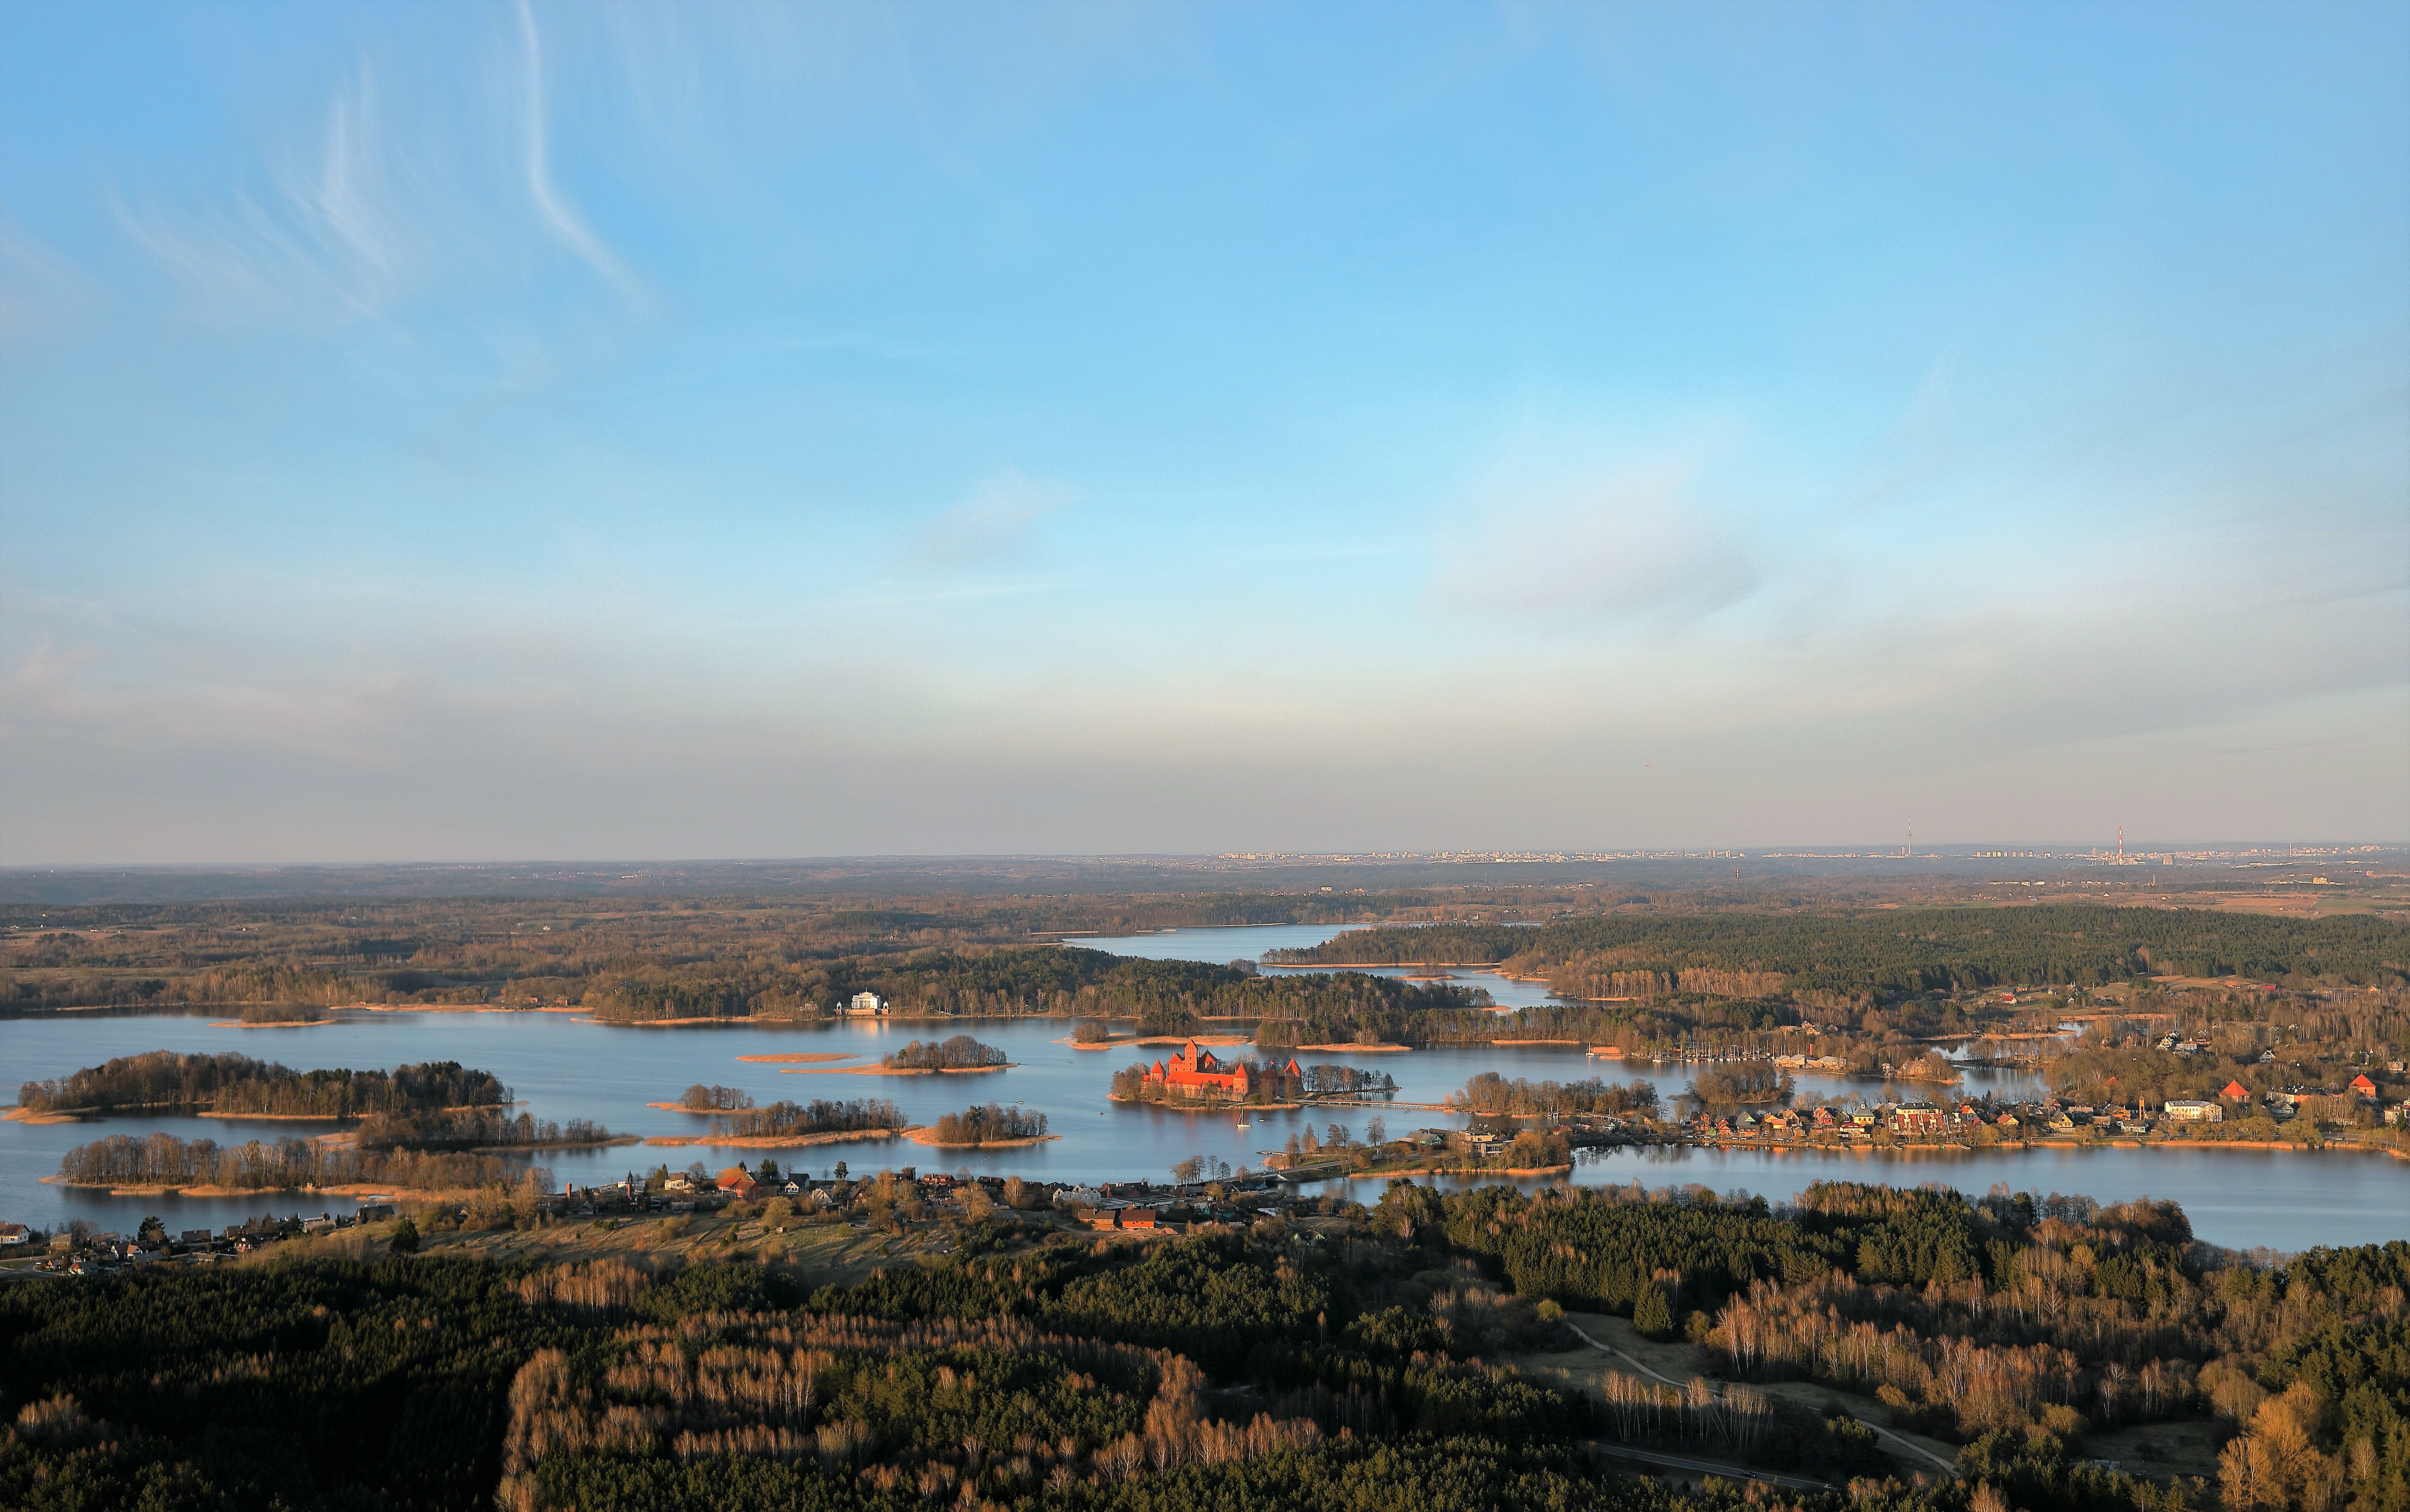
[{"left": 516, "top": 0, "right": 646, "bottom": 310}]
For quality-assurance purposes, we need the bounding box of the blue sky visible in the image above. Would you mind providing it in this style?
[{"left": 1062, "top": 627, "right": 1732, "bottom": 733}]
[{"left": 2, "top": 1, "right": 2404, "bottom": 863}]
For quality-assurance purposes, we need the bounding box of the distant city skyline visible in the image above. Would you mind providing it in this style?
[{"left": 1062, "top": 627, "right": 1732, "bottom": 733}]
[{"left": 3, "top": 1, "right": 2404, "bottom": 863}]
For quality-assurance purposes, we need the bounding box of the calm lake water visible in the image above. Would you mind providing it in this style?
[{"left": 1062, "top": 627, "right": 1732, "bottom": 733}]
[{"left": 4, "top": 926, "right": 2403, "bottom": 1249}]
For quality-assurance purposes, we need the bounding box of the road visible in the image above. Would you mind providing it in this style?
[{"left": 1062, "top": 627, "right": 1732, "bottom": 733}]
[
  {"left": 1587, "top": 1442, "right": 1834, "bottom": 1491},
  {"left": 1564, "top": 1322, "right": 1961, "bottom": 1479}
]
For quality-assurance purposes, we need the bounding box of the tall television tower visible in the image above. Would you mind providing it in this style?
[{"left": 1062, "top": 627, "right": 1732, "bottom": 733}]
[
  {"left": 2117, "top": 826, "right": 2125, "bottom": 863},
  {"left": 1906, "top": 821, "right": 1913, "bottom": 859}
]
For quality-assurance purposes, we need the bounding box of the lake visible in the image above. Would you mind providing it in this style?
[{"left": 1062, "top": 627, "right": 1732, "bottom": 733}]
[{"left": 4, "top": 925, "right": 2403, "bottom": 1250}]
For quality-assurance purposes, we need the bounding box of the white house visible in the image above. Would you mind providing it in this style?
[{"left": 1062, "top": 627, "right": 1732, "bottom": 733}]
[
  {"left": 2162, "top": 1100, "right": 2224, "bottom": 1123},
  {"left": 845, "top": 991, "right": 886, "bottom": 1015}
]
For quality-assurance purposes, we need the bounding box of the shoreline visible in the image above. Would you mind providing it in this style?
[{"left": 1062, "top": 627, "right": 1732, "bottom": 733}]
[
  {"left": 208, "top": 1019, "right": 340, "bottom": 1030},
  {"left": 1108, "top": 1094, "right": 1306, "bottom": 1111},
  {"left": 779, "top": 1063, "right": 1015, "bottom": 1077},
  {"left": 1683, "top": 1136, "right": 2410, "bottom": 1163},
  {"left": 2, "top": 1106, "right": 85, "bottom": 1125},
  {"left": 733, "top": 1052, "right": 859, "bottom": 1064},
  {"left": 1325, "top": 1162, "right": 1575, "bottom": 1180},
  {"left": 1294, "top": 1042, "right": 1413, "bottom": 1053},
  {"left": 41, "top": 1175, "right": 496, "bottom": 1201},
  {"left": 641, "top": 1128, "right": 909, "bottom": 1151},
  {"left": 901, "top": 1129, "right": 1060, "bottom": 1150}
]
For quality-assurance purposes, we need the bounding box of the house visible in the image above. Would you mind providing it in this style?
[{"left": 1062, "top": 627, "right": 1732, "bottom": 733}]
[
  {"left": 1889, "top": 1103, "right": 1945, "bottom": 1134},
  {"left": 1144, "top": 1040, "right": 1299, "bottom": 1099},
  {"left": 180, "top": 1228, "right": 212, "bottom": 1245},
  {"left": 1076, "top": 1204, "right": 1158, "bottom": 1231},
  {"left": 356, "top": 1204, "right": 395, "bottom": 1223},
  {"left": 2350, "top": 1074, "right": 2379, "bottom": 1099},
  {"left": 2222, "top": 1081, "right": 2251, "bottom": 1101},
  {"left": 845, "top": 991, "right": 887, "bottom": 1016},
  {"left": 0, "top": 1223, "right": 26, "bottom": 1246},
  {"left": 2162, "top": 1100, "right": 2223, "bottom": 1123}
]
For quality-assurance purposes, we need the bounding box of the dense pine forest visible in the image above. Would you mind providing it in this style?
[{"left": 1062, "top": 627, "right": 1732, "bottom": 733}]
[
  {"left": 3, "top": 1178, "right": 2403, "bottom": 1512},
  {"left": 1265, "top": 907, "right": 2410, "bottom": 998},
  {"left": 17, "top": 1051, "right": 509, "bottom": 1118}
]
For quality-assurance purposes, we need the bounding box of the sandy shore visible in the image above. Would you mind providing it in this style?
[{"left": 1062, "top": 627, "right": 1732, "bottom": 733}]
[
  {"left": 642, "top": 1128, "right": 909, "bottom": 1150},
  {"left": 1335, "top": 1163, "right": 1574, "bottom": 1179},
  {"left": 196, "top": 1110, "right": 351, "bottom": 1120},
  {"left": 2, "top": 1106, "right": 84, "bottom": 1125},
  {"left": 779, "top": 1063, "right": 1014, "bottom": 1077},
  {"left": 350, "top": 1002, "right": 587, "bottom": 1015},
  {"left": 208, "top": 1019, "right": 339, "bottom": 1030},
  {"left": 42, "top": 1175, "right": 493, "bottom": 1201},
  {"left": 734, "top": 1053, "right": 859, "bottom": 1064},
  {"left": 1059, "top": 1036, "right": 1137, "bottom": 1050},
  {"left": 901, "top": 1129, "right": 1059, "bottom": 1150},
  {"left": 1108, "top": 1094, "right": 1304, "bottom": 1110},
  {"left": 1134, "top": 1034, "right": 1256, "bottom": 1046},
  {"left": 645, "top": 1102, "right": 727, "bottom": 1112},
  {"left": 1295, "top": 1043, "right": 1412, "bottom": 1053}
]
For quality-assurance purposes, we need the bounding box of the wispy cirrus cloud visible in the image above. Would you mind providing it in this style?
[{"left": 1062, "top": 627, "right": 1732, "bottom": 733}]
[
  {"left": 109, "top": 7, "right": 645, "bottom": 331},
  {"left": 912, "top": 468, "right": 1079, "bottom": 568}
]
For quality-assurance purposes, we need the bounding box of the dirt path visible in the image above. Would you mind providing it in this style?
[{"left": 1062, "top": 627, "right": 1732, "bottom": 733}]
[{"left": 1561, "top": 1316, "right": 1960, "bottom": 1478}]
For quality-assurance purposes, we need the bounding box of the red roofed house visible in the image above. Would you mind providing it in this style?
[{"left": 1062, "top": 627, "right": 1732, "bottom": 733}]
[
  {"left": 2350, "top": 1074, "right": 2379, "bottom": 1099},
  {"left": 2222, "top": 1081, "right": 2251, "bottom": 1101},
  {"left": 1144, "top": 1041, "right": 1300, "bottom": 1100},
  {"left": 715, "top": 1166, "right": 761, "bottom": 1203}
]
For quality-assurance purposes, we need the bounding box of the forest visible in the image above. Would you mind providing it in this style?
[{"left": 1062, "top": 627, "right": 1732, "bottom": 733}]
[
  {"left": 6, "top": 1177, "right": 2401, "bottom": 1512},
  {"left": 51, "top": 1130, "right": 529, "bottom": 1191},
  {"left": 1446, "top": 1073, "right": 1661, "bottom": 1118},
  {"left": 924, "top": 1104, "right": 1050, "bottom": 1145},
  {"left": 1266, "top": 907, "right": 2410, "bottom": 998},
  {"left": 17, "top": 1051, "right": 510, "bottom": 1118},
  {"left": 883, "top": 1035, "right": 1010, "bottom": 1070},
  {"left": 718, "top": 1098, "right": 907, "bottom": 1140}
]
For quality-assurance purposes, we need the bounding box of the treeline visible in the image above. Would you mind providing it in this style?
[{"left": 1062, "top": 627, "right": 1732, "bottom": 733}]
[
  {"left": 881, "top": 1035, "right": 1007, "bottom": 1070},
  {"left": 17, "top": 1051, "right": 509, "bottom": 1118},
  {"left": 1299, "top": 1064, "right": 1396, "bottom": 1096},
  {"left": 718, "top": 1098, "right": 904, "bottom": 1139},
  {"left": 5, "top": 1186, "right": 2366, "bottom": 1512},
  {"left": 589, "top": 948, "right": 1498, "bottom": 1028},
  {"left": 0, "top": 889, "right": 1448, "bottom": 1017},
  {"left": 1685, "top": 1064, "right": 1795, "bottom": 1110},
  {"left": 1387, "top": 1175, "right": 2410, "bottom": 1507},
  {"left": 53, "top": 1131, "right": 527, "bottom": 1191},
  {"left": 354, "top": 1109, "right": 616, "bottom": 1151},
  {"left": 1269, "top": 906, "right": 2410, "bottom": 995},
  {"left": 924, "top": 1104, "right": 1049, "bottom": 1145},
  {"left": 1447, "top": 1073, "right": 1659, "bottom": 1118}
]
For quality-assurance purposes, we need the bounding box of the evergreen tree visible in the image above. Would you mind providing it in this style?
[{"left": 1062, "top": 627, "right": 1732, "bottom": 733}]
[{"left": 1632, "top": 1277, "right": 1673, "bottom": 1339}]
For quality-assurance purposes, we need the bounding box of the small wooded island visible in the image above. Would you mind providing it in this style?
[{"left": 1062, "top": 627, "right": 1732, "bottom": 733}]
[{"left": 882, "top": 1034, "right": 1011, "bottom": 1071}]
